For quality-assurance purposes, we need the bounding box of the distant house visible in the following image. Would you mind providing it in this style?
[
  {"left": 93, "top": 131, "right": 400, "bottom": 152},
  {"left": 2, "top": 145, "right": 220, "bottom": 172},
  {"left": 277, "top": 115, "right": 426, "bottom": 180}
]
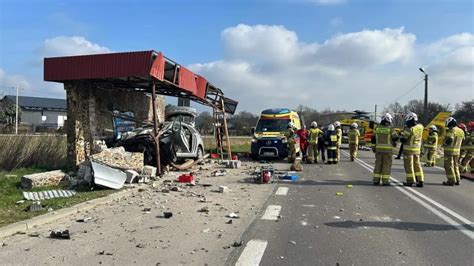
[{"left": 1, "top": 95, "right": 67, "bottom": 130}]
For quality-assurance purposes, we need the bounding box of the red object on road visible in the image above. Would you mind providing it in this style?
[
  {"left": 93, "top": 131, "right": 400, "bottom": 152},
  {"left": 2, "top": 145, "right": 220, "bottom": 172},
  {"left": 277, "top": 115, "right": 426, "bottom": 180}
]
[
  {"left": 178, "top": 173, "right": 194, "bottom": 183},
  {"left": 232, "top": 155, "right": 238, "bottom": 160},
  {"left": 261, "top": 170, "right": 271, "bottom": 184},
  {"left": 210, "top": 153, "right": 218, "bottom": 159}
]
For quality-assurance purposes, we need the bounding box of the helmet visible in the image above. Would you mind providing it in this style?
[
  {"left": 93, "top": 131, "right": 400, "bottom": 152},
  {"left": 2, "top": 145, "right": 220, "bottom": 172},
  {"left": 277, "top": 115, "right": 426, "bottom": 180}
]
[
  {"left": 351, "top": 123, "right": 358, "bottom": 129},
  {"left": 405, "top": 112, "right": 418, "bottom": 127},
  {"left": 381, "top": 113, "right": 393, "bottom": 125},
  {"left": 468, "top": 121, "right": 474, "bottom": 131},
  {"left": 288, "top": 122, "right": 294, "bottom": 128},
  {"left": 429, "top": 125, "right": 437, "bottom": 132},
  {"left": 328, "top": 124, "right": 335, "bottom": 131},
  {"left": 311, "top": 121, "right": 317, "bottom": 128},
  {"left": 445, "top": 117, "right": 457, "bottom": 128},
  {"left": 334, "top": 121, "right": 341, "bottom": 127},
  {"left": 459, "top": 123, "right": 467, "bottom": 132}
]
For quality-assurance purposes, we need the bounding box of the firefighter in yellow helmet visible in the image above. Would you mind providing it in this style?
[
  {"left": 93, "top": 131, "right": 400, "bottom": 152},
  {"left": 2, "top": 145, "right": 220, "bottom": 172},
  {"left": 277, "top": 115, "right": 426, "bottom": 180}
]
[
  {"left": 424, "top": 125, "right": 438, "bottom": 167},
  {"left": 400, "top": 112, "right": 424, "bottom": 187},
  {"left": 371, "top": 113, "right": 398, "bottom": 185},
  {"left": 348, "top": 123, "right": 360, "bottom": 161},
  {"left": 443, "top": 117, "right": 465, "bottom": 185},
  {"left": 307, "top": 121, "right": 322, "bottom": 164},
  {"left": 285, "top": 121, "right": 297, "bottom": 163},
  {"left": 334, "top": 121, "right": 342, "bottom": 161}
]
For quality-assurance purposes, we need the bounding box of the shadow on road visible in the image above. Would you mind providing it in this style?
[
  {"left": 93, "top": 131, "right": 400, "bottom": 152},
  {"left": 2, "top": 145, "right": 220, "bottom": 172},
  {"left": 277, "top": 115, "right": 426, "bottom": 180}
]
[{"left": 325, "top": 220, "right": 468, "bottom": 232}]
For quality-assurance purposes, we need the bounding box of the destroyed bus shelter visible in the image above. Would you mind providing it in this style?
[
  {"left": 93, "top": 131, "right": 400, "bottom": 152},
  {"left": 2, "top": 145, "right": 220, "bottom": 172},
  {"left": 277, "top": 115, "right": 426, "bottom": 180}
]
[{"left": 44, "top": 50, "right": 238, "bottom": 174}]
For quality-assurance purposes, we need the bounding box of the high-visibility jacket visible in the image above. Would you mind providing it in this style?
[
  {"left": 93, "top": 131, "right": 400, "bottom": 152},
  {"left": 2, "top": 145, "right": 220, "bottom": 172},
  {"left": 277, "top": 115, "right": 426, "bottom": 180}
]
[
  {"left": 325, "top": 130, "right": 338, "bottom": 150},
  {"left": 372, "top": 125, "right": 397, "bottom": 153},
  {"left": 444, "top": 126, "right": 465, "bottom": 156},
  {"left": 348, "top": 128, "right": 360, "bottom": 145},
  {"left": 461, "top": 131, "right": 473, "bottom": 152},
  {"left": 424, "top": 132, "right": 438, "bottom": 149},
  {"left": 308, "top": 128, "right": 322, "bottom": 144},
  {"left": 285, "top": 127, "right": 296, "bottom": 144},
  {"left": 336, "top": 128, "right": 342, "bottom": 145},
  {"left": 402, "top": 124, "right": 424, "bottom": 155}
]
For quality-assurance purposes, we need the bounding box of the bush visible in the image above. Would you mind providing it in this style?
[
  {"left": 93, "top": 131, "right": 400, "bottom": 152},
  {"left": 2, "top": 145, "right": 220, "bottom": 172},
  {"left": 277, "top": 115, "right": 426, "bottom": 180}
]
[{"left": 0, "top": 135, "right": 66, "bottom": 171}]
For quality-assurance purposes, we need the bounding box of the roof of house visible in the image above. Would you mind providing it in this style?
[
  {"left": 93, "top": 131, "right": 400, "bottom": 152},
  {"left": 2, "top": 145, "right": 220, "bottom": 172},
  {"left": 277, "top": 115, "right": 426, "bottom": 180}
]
[{"left": 3, "top": 95, "right": 67, "bottom": 110}]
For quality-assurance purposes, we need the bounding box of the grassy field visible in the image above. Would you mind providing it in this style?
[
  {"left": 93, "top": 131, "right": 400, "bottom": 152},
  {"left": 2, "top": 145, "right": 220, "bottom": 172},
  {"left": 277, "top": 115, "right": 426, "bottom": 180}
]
[
  {"left": 0, "top": 135, "right": 67, "bottom": 171},
  {"left": 0, "top": 168, "right": 115, "bottom": 227},
  {"left": 203, "top": 136, "right": 251, "bottom": 154}
]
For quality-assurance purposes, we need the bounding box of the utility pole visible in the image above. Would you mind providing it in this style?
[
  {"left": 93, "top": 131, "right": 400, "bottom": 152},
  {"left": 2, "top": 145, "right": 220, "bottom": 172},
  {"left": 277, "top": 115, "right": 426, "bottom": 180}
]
[
  {"left": 419, "top": 68, "right": 428, "bottom": 125},
  {"left": 374, "top": 104, "right": 377, "bottom": 122},
  {"left": 15, "top": 85, "right": 19, "bottom": 135}
]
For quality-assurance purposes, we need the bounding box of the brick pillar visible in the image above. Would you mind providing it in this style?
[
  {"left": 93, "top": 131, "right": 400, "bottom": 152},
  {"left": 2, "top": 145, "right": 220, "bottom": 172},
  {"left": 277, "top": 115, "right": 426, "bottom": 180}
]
[{"left": 65, "top": 82, "right": 165, "bottom": 170}]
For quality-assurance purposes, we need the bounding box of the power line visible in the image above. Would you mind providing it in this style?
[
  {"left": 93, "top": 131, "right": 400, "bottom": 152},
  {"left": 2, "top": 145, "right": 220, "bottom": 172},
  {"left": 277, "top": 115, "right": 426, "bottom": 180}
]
[{"left": 383, "top": 79, "right": 424, "bottom": 111}]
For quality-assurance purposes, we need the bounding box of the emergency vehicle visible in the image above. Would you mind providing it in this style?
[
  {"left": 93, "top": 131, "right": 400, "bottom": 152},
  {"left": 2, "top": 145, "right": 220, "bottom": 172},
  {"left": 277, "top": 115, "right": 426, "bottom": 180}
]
[{"left": 251, "top": 108, "right": 302, "bottom": 159}]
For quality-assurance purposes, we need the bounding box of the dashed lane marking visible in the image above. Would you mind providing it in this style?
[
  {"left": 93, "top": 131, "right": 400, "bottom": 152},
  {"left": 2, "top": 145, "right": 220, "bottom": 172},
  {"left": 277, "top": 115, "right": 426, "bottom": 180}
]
[
  {"left": 235, "top": 239, "right": 268, "bottom": 266},
  {"left": 275, "top": 187, "right": 289, "bottom": 195},
  {"left": 343, "top": 150, "right": 474, "bottom": 240},
  {"left": 261, "top": 205, "right": 282, "bottom": 220}
]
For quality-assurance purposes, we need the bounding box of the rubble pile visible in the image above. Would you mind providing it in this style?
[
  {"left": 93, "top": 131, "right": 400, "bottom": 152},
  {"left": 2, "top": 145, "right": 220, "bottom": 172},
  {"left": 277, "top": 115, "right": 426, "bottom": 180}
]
[{"left": 90, "top": 147, "right": 144, "bottom": 173}]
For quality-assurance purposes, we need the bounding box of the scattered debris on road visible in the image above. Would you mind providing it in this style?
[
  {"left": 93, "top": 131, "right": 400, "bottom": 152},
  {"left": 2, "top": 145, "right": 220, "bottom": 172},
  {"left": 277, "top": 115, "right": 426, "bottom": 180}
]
[{"left": 49, "top": 230, "right": 71, "bottom": 240}]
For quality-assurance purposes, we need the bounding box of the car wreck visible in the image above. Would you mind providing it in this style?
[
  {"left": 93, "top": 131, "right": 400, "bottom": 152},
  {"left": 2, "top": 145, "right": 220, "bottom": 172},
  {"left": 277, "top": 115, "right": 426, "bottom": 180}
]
[{"left": 114, "top": 106, "right": 205, "bottom": 168}]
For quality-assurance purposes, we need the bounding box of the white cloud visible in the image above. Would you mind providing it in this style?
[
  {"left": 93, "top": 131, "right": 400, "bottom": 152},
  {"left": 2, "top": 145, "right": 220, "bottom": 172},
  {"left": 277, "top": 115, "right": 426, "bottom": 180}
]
[
  {"left": 189, "top": 24, "right": 427, "bottom": 112},
  {"left": 330, "top": 17, "right": 344, "bottom": 28},
  {"left": 0, "top": 68, "right": 31, "bottom": 92},
  {"left": 36, "top": 36, "right": 111, "bottom": 61}
]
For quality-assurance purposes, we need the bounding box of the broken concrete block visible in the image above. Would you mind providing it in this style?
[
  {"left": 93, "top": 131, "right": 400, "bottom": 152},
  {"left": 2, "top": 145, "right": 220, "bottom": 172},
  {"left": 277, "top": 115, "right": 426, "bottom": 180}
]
[
  {"left": 77, "top": 161, "right": 92, "bottom": 183},
  {"left": 125, "top": 170, "right": 139, "bottom": 183},
  {"left": 21, "top": 170, "right": 66, "bottom": 189},
  {"left": 226, "top": 160, "right": 242, "bottom": 169},
  {"left": 219, "top": 186, "right": 229, "bottom": 193},
  {"left": 142, "top": 165, "right": 157, "bottom": 176}
]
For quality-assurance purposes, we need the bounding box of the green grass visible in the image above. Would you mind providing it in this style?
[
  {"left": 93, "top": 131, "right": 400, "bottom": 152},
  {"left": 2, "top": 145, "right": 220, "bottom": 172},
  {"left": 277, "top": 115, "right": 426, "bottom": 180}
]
[
  {"left": 0, "top": 168, "right": 115, "bottom": 227},
  {"left": 203, "top": 136, "right": 252, "bottom": 154}
]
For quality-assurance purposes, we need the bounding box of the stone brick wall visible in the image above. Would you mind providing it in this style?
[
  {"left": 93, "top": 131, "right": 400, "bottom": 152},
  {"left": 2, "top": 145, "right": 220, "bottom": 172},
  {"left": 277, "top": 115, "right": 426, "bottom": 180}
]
[{"left": 65, "top": 82, "right": 165, "bottom": 169}]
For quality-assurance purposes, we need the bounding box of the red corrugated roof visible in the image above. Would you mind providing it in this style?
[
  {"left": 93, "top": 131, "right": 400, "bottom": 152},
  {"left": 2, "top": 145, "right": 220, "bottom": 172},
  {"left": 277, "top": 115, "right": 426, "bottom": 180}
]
[
  {"left": 43, "top": 50, "right": 238, "bottom": 113},
  {"left": 44, "top": 50, "right": 156, "bottom": 81}
]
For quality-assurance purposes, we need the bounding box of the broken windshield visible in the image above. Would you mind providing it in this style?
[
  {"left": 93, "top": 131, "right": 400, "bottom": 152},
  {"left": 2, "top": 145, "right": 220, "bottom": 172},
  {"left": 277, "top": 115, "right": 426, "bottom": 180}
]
[{"left": 255, "top": 119, "right": 290, "bottom": 133}]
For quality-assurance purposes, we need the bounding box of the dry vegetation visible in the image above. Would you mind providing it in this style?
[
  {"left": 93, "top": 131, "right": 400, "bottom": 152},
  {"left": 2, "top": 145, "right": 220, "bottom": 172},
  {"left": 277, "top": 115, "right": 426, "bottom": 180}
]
[{"left": 0, "top": 135, "right": 67, "bottom": 171}]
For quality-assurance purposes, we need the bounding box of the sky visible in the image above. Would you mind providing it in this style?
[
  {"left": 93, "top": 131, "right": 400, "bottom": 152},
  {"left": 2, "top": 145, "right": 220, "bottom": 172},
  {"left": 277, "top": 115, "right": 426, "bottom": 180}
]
[{"left": 0, "top": 0, "right": 473, "bottom": 114}]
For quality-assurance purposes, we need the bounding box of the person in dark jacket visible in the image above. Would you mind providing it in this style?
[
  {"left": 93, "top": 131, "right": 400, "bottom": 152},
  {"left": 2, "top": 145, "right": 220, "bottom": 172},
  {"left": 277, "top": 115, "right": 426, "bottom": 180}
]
[
  {"left": 318, "top": 127, "right": 326, "bottom": 163},
  {"left": 325, "top": 124, "right": 339, "bottom": 164}
]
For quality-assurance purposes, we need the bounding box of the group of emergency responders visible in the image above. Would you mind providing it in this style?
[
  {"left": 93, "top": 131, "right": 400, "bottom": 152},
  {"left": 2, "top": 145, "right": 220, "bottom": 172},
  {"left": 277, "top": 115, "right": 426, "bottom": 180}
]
[{"left": 284, "top": 113, "right": 474, "bottom": 187}]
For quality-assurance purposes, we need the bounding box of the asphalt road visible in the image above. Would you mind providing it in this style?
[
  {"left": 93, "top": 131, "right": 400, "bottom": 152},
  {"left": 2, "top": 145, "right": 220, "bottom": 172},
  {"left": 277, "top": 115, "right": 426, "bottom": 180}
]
[{"left": 228, "top": 146, "right": 474, "bottom": 266}]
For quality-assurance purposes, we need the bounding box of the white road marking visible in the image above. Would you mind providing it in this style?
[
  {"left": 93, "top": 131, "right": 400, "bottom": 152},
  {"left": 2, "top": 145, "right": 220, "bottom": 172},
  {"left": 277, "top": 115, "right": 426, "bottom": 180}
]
[
  {"left": 262, "top": 205, "right": 282, "bottom": 220},
  {"left": 275, "top": 187, "right": 289, "bottom": 195},
  {"left": 343, "top": 150, "right": 474, "bottom": 240},
  {"left": 235, "top": 239, "right": 268, "bottom": 266}
]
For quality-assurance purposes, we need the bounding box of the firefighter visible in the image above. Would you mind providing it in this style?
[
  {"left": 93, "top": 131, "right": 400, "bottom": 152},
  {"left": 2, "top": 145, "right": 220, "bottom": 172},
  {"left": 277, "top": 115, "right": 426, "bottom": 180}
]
[
  {"left": 318, "top": 126, "right": 326, "bottom": 163},
  {"left": 459, "top": 122, "right": 473, "bottom": 173},
  {"left": 334, "top": 121, "right": 342, "bottom": 161},
  {"left": 400, "top": 112, "right": 424, "bottom": 187},
  {"left": 424, "top": 125, "right": 438, "bottom": 167},
  {"left": 307, "top": 122, "right": 322, "bottom": 164},
  {"left": 285, "top": 122, "right": 297, "bottom": 163},
  {"left": 325, "top": 124, "right": 339, "bottom": 164},
  {"left": 371, "top": 113, "right": 398, "bottom": 185},
  {"left": 443, "top": 117, "right": 465, "bottom": 186},
  {"left": 348, "top": 123, "right": 360, "bottom": 161},
  {"left": 297, "top": 125, "right": 309, "bottom": 162},
  {"left": 458, "top": 123, "right": 469, "bottom": 172}
]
